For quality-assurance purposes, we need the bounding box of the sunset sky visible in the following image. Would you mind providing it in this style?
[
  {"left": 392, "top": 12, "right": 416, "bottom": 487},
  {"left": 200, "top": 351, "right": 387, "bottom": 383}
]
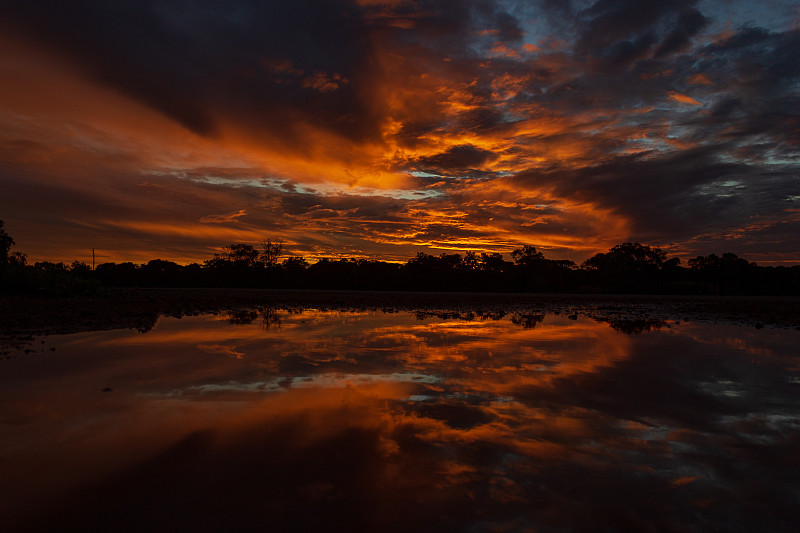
[{"left": 1, "top": 0, "right": 799, "bottom": 265}]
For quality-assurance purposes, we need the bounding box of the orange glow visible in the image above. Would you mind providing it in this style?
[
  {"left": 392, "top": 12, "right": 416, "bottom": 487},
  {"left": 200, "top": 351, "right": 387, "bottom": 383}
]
[
  {"left": 4, "top": 310, "right": 799, "bottom": 530},
  {"left": 668, "top": 91, "right": 703, "bottom": 106},
  {"left": 687, "top": 73, "right": 713, "bottom": 85}
]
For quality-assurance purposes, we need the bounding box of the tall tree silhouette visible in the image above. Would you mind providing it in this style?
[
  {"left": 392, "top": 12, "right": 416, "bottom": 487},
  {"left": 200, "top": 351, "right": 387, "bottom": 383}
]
[
  {"left": 0, "top": 220, "right": 14, "bottom": 266},
  {"left": 260, "top": 239, "right": 284, "bottom": 267}
]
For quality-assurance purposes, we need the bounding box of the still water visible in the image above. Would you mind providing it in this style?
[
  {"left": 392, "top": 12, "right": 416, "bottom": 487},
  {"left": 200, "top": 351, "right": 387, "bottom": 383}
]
[{"left": 2, "top": 309, "right": 799, "bottom": 532}]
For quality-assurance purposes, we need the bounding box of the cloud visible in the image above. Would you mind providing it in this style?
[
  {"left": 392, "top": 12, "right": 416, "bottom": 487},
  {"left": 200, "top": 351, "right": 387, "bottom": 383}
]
[
  {"left": 1, "top": 1, "right": 799, "bottom": 264},
  {"left": 0, "top": 1, "right": 378, "bottom": 141},
  {"left": 511, "top": 144, "right": 800, "bottom": 258},
  {"left": 687, "top": 72, "right": 713, "bottom": 85},
  {"left": 573, "top": 0, "right": 698, "bottom": 66},
  {"left": 667, "top": 91, "right": 702, "bottom": 105},
  {"left": 413, "top": 144, "right": 498, "bottom": 173},
  {"left": 199, "top": 210, "right": 248, "bottom": 224},
  {"left": 301, "top": 71, "right": 349, "bottom": 92},
  {"left": 653, "top": 8, "right": 709, "bottom": 58},
  {"left": 196, "top": 344, "right": 245, "bottom": 359}
]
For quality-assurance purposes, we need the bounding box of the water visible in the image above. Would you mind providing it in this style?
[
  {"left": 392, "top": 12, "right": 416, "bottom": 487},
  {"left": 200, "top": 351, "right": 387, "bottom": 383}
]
[{"left": 2, "top": 309, "right": 799, "bottom": 532}]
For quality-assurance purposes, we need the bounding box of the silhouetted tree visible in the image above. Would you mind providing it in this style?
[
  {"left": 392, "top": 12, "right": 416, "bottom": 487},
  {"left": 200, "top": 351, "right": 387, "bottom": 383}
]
[
  {"left": 479, "top": 253, "right": 509, "bottom": 273},
  {"left": 474, "top": 252, "right": 513, "bottom": 291},
  {"left": 216, "top": 244, "right": 261, "bottom": 267},
  {"left": 34, "top": 261, "right": 68, "bottom": 273},
  {"left": 139, "top": 259, "right": 182, "bottom": 286},
  {"left": 511, "top": 245, "right": 578, "bottom": 292},
  {"left": 585, "top": 242, "right": 667, "bottom": 271},
  {"left": 280, "top": 256, "right": 309, "bottom": 286},
  {"left": 402, "top": 252, "right": 471, "bottom": 291},
  {"left": 95, "top": 262, "right": 138, "bottom": 286},
  {"left": 203, "top": 244, "right": 260, "bottom": 286},
  {"left": 0, "top": 220, "right": 15, "bottom": 267},
  {"left": 8, "top": 251, "right": 27, "bottom": 267},
  {"left": 688, "top": 252, "right": 759, "bottom": 293},
  {"left": 260, "top": 239, "right": 284, "bottom": 267},
  {"left": 511, "top": 245, "right": 545, "bottom": 267},
  {"left": 70, "top": 260, "right": 92, "bottom": 275},
  {"left": 583, "top": 242, "right": 669, "bottom": 292},
  {"left": 5, "top": 229, "right": 796, "bottom": 295}
]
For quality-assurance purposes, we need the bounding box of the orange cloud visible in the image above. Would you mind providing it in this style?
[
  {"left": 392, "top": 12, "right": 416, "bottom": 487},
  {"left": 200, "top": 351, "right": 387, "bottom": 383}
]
[
  {"left": 489, "top": 43, "right": 519, "bottom": 58},
  {"left": 3, "top": 3, "right": 797, "bottom": 267},
  {"left": 199, "top": 209, "right": 248, "bottom": 224},
  {"left": 301, "top": 71, "right": 349, "bottom": 92},
  {"left": 667, "top": 91, "right": 702, "bottom": 106},
  {"left": 687, "top": 73, "right": 713, "bottom": 85}
]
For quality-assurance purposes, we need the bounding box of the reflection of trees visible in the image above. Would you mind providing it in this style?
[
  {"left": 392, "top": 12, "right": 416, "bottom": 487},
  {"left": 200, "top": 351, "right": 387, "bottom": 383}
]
[
  {"left": 1, "top": 334, "right": 35, "bottom": 360},
  {"left": 226, "top": 309, "right": 260, "bottom": 325},
  {"left": 608, "top": 319, "right": 666, "bottom": 334},
  {"left": 16, "top": 317, "right": 798, "bottom": 533},
  {"left": 260, "top": 307, "right": 281, "bottom": 330},
  {"left": 414, "top": 310, "right": 508, "bottom": 322},
  {"left": 511, "top": 313, "right": 545, "bottom": 329},
  {"left": 224, "top": 307, "right": 282, "bottom": 330}
]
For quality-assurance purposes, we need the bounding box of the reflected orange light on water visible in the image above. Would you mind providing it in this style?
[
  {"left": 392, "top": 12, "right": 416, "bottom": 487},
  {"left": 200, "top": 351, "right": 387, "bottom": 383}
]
[{"left": 2, "top": 310, "right": 799, "bottom": 531}]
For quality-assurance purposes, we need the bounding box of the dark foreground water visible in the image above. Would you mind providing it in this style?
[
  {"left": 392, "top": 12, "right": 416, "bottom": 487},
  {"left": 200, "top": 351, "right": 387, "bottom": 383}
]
[{"left": 2, "top": 309, "right": 799, "bottom": 532}]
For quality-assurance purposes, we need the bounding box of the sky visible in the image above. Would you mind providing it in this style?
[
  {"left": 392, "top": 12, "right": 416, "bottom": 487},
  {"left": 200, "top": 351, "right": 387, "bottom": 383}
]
[{"left": 1, "top": 0, "right": 798, "bottom": 266}]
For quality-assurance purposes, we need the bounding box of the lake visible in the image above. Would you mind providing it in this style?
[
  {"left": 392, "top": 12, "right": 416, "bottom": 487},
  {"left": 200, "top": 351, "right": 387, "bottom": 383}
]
[{"left": 2, "top": 306, "right": 799, "bottom": 532}]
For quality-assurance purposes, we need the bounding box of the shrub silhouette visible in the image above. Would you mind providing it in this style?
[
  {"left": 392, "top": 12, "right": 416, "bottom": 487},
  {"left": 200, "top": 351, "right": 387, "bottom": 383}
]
[{"left": 1, "top": 228, "right": 798, "bottom": 295}]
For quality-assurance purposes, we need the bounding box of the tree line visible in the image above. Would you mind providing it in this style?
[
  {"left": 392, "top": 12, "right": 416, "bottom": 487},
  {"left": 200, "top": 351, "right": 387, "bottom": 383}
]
[{"left": 2, "top": 221, "right": 799, "bottom": 295}]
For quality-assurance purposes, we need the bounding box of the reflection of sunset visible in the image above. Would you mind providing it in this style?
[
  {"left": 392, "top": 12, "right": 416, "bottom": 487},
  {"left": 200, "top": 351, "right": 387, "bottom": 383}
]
[
  {"left": 2, "top": 310, "right": 799, "bottom": 530},
  {"left": 102, "top": 311, "right": 631, "bottom": 390}
]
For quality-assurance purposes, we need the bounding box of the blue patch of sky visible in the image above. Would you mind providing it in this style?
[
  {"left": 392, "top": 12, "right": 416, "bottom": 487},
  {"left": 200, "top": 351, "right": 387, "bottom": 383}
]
[
  {"left": 497, "top": 0, "right": 798, "bottom": 56},
  {"left": 698, "top": 0, "right": 798, "bottom": 33},
  {"left": 410, "top": 170, "right": 443, "bottom": 178},
  {"left": 696, "top": 179, "right": 745, "bottom": 198},
  {"left": 174, "top": 171, "right": 444, "bottom": 201}
]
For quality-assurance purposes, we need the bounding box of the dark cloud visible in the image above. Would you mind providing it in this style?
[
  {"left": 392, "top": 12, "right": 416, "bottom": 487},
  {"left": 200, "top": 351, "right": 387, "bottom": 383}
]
[
  {"left": 513, "top": 144, "right": 800, "bottom": 249},
  {"left": 414, "top": 144, "right": 497, "bottom": 173},
  {"left": 1, "top": 1, "right": 374, "bottom": 139},
  {"left": 0, "top": 0, "right": 526, "bottom": 143},
  {"left": 603, "top": 31, "right": 658, "bottom": 69},
  {"left": 575, "top": 0, "right": 697, "bottom": 58},
  {"left": 676, "top": 29, "right": 800, "bottom": 147},
  {"left": 654, "top": 8, "right": 709, "bottom": 58}
]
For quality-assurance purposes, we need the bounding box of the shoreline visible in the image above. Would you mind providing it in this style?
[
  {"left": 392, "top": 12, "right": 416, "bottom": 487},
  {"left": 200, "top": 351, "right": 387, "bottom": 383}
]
[{"left": 2, "top": 288, "right": 798, "bottom": 339}]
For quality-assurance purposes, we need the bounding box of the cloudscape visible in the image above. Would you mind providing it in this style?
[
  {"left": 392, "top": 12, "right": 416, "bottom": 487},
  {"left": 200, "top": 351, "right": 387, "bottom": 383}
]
[{"left": 1, "top": 0, "right": 798, "bottom": 265}]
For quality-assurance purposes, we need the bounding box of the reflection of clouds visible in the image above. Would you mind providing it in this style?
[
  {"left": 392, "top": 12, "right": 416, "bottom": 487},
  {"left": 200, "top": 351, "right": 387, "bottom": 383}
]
[
  {"left": 4, "top": 311, "right": 800, "bottom": 531},
  {"left": 196, "top": 344, "right": 244, "bottom": 359},
  {"left": 674, "top": 322, "right": 799, "bottom": 360},
  {"left": 121, "top": 312, "right": 635, "bottom": 391},
  {"left": 178, "top": 372, "right": 441, "bottom": 399}
]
